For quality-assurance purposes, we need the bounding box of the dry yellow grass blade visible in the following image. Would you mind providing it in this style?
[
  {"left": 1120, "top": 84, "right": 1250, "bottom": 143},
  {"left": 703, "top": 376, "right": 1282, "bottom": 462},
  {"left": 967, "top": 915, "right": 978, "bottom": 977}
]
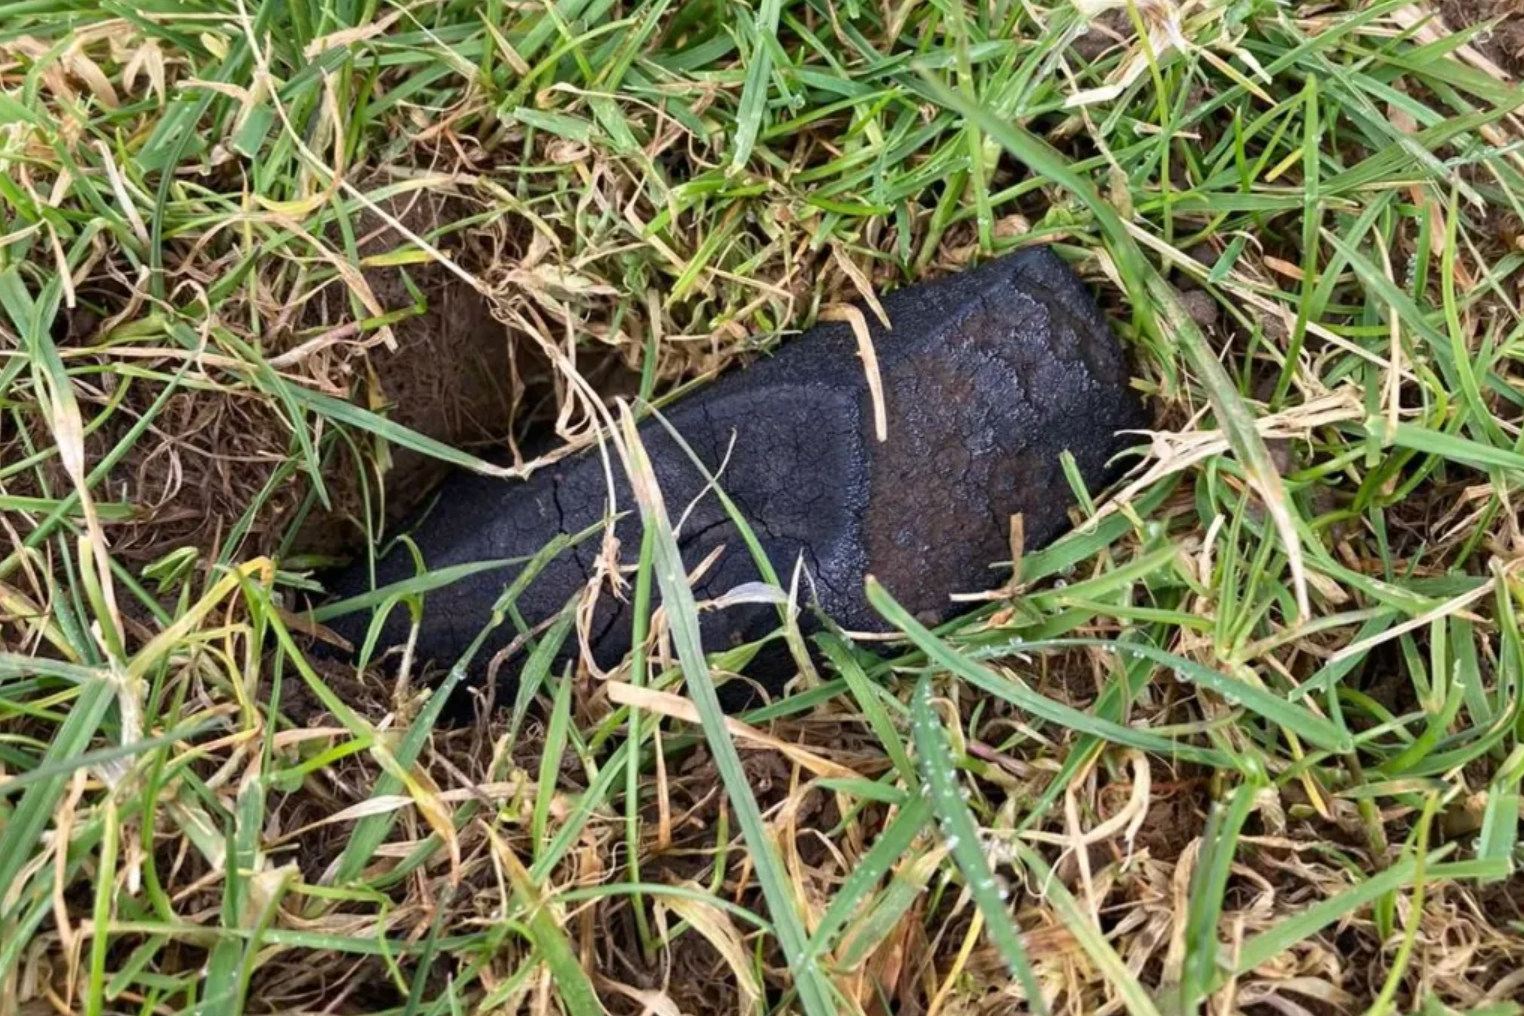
[
  {"left": 0, "top": 582, "right": 76, "bottom": 660},
  {"left": 367, "top": 747, "right": 461, "bottom": 883},
  {"left": 125, "top": 558, "right": 274, "bottom": 683},
  {"left": 606, "top": 681, "right": 861, "bottom": 780},
  {"left": 660, "top": 894, "right": 762, "bottom": 1015},
  {"left": 1102, "top": 390, "right": 1364, "bottom": 517},
  {"left": 817, "top": 303, "right": 888, "bottom": 442}
]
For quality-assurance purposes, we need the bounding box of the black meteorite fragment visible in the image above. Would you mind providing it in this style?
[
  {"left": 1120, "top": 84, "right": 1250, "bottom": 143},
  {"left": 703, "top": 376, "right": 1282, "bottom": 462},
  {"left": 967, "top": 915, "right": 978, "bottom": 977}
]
[{"left": 324, "top": 248, "right": 1146, "bottom": 700}]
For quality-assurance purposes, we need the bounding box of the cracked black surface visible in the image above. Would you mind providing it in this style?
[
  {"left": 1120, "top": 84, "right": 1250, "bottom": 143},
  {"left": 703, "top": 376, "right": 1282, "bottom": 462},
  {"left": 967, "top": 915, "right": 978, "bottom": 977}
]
[{"left": 323, "top": 248, "right": 1147, "bottom": 707}]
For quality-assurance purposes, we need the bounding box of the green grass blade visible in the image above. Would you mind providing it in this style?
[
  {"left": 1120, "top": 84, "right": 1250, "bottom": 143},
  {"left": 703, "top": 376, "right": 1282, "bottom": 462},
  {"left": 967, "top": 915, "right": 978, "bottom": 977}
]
[
  {"left": 910, "top": 674, "right": 1048, "bottom": 1013},
  {"left": 868, "top": 579, "right": 1231, "bottom": 767},
  {"left": 802, "top": 792, "right": 930, "bottom": 965},
  {"left": 730, "top": 0, "right": 782, "bottom": 172},
  {"left": 1017, "top": 638, "right": 1352, "bottom": 753},
  {"left": 614, "top": 402, "right": 837, "bottom": 1016},
  {"left": 0, "top": 680, "right": 115, "bottom": 908},
  {"left": 1180, "top": 778, "right": 1260, "bottom": 1013},
  {"left": 532, "top": 670, "right": 575, "bottom": 860},
  {"left": 493, "top": 831, "right": 604, "bottom": 1016},
  {"left": 1477, "top": 746, "right": 1524, "bottom": 881},
  {"left": 918, "top": 76, "right": 1311, "bottom": 620},
  {"left": 1228, "top": 853, "right": 1504, "bottom": 983}
]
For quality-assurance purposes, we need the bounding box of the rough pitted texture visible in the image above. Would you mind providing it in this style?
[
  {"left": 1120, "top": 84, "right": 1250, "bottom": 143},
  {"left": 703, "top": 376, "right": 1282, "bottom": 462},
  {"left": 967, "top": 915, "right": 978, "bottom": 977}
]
[{"left": 324, "top": 248, "right": 1147, "bottom": 702}]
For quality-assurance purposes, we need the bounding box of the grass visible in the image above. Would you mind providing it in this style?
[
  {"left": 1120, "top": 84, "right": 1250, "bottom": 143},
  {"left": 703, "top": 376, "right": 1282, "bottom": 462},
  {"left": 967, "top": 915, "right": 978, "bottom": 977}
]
[{"left": 3, "top": 0, "right": 1524, "bottom": 1012}]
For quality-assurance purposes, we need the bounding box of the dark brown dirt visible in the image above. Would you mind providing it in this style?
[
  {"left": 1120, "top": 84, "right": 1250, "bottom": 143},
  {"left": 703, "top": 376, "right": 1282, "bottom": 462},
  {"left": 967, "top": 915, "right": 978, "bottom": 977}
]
[
  {"left": 285, "top": 189, "right": 521, "bottom": 557},
  {"left": 291, "top": 186, "right": 651, "bottom": 563},
  {"left": 1133, "top": 777, "right": 1208, "bottom": 861},
  {"left": 665, "top": 933, "right": 742, "bottom": 1015},
  {"left": 6, "top": 196, "right": 527, "bottom": 575},
  {"left": 1069, "top": 9, "right": 1135, "bottom": 63},
  {"left": 0, "top": 334, "right": 302, "bottom": 577},
  {"left": 103, "top": 387, "right": 302, "bottom": 563},
  {"left": 1441, "top": 0, "right": 1524, "bottom": 77}
]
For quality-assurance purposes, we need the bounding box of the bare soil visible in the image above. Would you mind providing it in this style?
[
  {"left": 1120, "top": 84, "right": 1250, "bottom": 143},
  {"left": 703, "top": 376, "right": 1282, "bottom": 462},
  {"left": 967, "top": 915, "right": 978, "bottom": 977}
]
[
  {"left": 285, "top": 189, "right": 523, "bottom": 558},
  {"left": 1441, "top": 0, "right": 1524, "bottom": 77}
]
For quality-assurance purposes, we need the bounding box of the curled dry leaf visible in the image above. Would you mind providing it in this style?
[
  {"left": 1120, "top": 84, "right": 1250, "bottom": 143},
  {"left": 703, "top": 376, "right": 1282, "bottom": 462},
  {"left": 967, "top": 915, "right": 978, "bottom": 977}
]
[{"left": 662, "top": 893, "right": 763, "bottom": 1015}]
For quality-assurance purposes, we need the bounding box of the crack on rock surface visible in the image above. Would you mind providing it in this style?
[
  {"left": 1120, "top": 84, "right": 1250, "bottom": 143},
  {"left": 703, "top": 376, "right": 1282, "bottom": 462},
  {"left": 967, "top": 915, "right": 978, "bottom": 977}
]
[{"left": 323, "top": 248, "right": 1148, "bottom": 708}]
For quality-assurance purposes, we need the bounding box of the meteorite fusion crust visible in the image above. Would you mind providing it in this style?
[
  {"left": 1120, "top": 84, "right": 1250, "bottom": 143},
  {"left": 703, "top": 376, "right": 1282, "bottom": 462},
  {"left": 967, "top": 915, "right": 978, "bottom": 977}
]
[{"left": 324, "top": 248, "right": 1147, "bottom": 704}]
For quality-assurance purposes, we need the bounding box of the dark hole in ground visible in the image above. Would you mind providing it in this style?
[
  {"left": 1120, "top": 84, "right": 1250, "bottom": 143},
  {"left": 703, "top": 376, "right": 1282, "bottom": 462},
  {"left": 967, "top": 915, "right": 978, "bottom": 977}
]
[{"left": 286, "top": 188, "right": 644, "bottom": 565}]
